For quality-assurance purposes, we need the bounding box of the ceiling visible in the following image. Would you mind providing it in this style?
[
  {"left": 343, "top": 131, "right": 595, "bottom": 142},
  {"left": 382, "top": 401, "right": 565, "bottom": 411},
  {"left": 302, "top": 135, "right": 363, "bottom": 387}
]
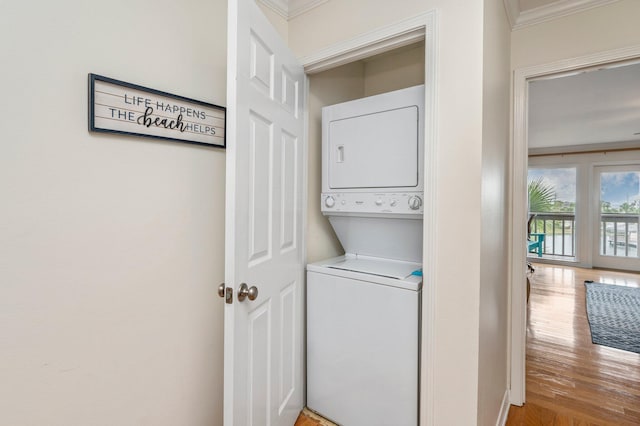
[{"left": 528, "top": 62, "right": 640, "bottom": 152}]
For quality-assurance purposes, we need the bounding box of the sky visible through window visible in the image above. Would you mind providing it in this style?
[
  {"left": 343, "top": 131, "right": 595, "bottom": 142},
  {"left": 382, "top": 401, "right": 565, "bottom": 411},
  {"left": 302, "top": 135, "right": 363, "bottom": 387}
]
[
  {"left": 600, "top": 171, "right": 640, "bottom": 206},
  {"left": 528, "top": 167, "right": 576, "bottom": 207},
  {"left": 528, "top": 167, "right": 640, "bottom": 208}
]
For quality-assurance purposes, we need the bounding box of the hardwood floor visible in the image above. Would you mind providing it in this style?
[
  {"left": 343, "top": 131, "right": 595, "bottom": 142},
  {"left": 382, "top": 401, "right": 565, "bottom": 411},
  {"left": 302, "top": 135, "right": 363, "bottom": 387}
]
[
  {"left": 296, "top": 263, "right": 640, "bottom": 425},
  {"left": 506, "top": 263, "right": 640, "bottom": 425},
  {"left": 295, "top": 408, "right": 337, "bottom": 426}
]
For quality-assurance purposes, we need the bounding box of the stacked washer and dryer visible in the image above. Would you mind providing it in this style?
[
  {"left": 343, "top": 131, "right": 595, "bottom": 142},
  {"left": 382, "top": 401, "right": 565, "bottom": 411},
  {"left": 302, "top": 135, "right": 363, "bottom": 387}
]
[{"left": 307, "top": 85, "right": 425, "bottom": 426}]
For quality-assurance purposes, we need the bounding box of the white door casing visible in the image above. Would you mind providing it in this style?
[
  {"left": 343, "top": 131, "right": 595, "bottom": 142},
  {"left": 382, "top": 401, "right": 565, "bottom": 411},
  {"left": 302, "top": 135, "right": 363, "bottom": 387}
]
[
  {"left": 510, "top": 44, "right": 640, "bottom": 405},
  {"left": 224, "top": 1, "right": 307, "bottom": 425}
]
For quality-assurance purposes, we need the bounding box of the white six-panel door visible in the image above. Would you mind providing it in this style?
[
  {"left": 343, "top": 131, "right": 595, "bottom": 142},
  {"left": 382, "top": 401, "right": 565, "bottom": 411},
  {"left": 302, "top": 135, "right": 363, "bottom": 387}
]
[{"left": 224, "top": 1, "right": 307, "bottom": 425}]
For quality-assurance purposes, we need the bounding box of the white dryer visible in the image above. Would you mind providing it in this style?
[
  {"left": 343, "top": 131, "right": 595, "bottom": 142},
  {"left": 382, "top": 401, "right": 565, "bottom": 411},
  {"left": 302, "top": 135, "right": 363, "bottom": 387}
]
[{"left": 307, "top": 85, "right": 425, "bottom": 426}]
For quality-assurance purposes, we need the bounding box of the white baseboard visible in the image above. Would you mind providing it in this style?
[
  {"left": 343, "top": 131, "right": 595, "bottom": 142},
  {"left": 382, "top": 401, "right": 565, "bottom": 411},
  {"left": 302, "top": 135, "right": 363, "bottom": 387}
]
[{"left": 496, "top": 389, "right": 510, "bottom": 426}]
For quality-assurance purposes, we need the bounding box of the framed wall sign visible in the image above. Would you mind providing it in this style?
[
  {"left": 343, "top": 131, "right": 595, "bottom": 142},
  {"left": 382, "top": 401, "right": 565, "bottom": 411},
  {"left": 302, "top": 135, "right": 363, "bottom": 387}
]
[{"left": 88, "top": 73, "right": 226, "bottom": 148}]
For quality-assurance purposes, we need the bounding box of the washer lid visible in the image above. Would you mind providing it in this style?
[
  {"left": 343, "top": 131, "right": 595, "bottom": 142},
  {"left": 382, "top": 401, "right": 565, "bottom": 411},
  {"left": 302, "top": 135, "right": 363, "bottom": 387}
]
[
  {"left": 321, "top": 255, "right": 421, "bottom": 280},
  {"left": 307, "top": 255, "right": 422, "bottom": 291}
]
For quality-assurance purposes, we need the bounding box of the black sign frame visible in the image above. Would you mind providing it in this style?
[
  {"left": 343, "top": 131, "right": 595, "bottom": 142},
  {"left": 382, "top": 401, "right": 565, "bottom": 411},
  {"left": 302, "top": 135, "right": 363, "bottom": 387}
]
[{"left": 88, "top": 73, "right": 226, "bottom": 149}]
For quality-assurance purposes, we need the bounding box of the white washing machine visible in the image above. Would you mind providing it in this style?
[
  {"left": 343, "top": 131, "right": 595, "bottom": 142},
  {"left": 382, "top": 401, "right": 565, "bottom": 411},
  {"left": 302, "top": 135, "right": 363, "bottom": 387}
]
[
  {"left": 307, "top": 255, "right": 421, "bottom": 426},
  {"left": 307, "top": 85, "right": 425, "bottom": 425}
]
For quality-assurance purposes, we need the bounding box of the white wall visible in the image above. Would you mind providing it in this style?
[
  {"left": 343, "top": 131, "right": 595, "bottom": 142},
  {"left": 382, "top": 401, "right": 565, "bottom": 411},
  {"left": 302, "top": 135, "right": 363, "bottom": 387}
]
[
  {"left": 292, "top": 2, "right": 491, "bottom": 424},
  {"left": 0, "top": 1, "right": 227, "bottom": 425},
  {"left": 511, "top": 0, "right": 640, "bottom": 69},
  {"left": 478, "top": 0, "right": 511, "bottom": 424},
  {"left": 363, "top": 42, "right": 426, "bottom": 97}
]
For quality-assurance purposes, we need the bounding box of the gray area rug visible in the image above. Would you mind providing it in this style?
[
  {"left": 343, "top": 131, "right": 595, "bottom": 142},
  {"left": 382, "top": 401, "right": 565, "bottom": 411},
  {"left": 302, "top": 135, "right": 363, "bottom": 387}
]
[{"left": 584, "top": 282, "right": 640, "bottom": 354}]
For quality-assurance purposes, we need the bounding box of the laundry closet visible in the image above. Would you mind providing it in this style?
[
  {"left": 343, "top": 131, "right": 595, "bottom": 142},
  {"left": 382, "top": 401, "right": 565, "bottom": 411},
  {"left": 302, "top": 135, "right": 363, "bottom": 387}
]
[{"left": 305, "top": 42, "right": 426, "bottom": 425}]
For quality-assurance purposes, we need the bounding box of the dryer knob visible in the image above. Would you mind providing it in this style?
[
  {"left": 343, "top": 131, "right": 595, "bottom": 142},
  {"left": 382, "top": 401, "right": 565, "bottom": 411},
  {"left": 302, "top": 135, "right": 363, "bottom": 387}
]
[
  {"left": 408, "top": 196, "right": 422, "bottom": 210},
  {"left": 325, "top": 196, "right": 336, "bottom": 208}
]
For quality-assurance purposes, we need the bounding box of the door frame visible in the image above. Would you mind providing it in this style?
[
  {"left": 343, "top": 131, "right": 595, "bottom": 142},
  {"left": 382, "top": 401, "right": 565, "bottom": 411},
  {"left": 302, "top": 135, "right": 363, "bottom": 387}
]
[
  {"left": 509, "top": 44, "right": 640, "bottom": 405},
  {"left": 299, "top": 10, "right": 439, "bottom": 425}
]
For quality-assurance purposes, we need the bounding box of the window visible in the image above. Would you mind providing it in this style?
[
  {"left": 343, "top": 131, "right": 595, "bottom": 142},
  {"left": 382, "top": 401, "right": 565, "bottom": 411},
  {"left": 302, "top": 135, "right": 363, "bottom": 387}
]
[{"left": 528, "top": 167, "right": 577, "bottom": 259}]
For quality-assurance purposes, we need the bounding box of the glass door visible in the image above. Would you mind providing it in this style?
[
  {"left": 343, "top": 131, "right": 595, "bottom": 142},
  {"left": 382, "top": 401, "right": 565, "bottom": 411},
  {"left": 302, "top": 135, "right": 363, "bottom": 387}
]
[{"left": 593, "top": 165, "right": 640, "bottom": 271}]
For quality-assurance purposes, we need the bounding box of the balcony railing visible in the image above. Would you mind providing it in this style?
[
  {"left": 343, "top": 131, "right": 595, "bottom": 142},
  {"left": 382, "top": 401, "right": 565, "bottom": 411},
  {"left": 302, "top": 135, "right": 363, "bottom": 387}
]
[
  {"left": 600, "top": 213, "right": 639, "bottom": 258},
  {"left": 529, "top": 212, "right": 575, "bottom": 258},
  {"left": 529, "top": 212, "right": 640, "bottom": 259}
]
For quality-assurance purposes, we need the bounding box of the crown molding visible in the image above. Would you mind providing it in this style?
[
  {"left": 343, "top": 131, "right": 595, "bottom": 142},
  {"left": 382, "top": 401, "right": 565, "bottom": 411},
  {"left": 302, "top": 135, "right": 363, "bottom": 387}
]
[
  {"left": 257, "top": 0, "right": 328, "bottom": 20},
  {"left": 289, "top": 0, "right": 328, "bottom": 18},
  {"left": 503, "top": 0, "right": 521, "bottom": 28},
  {"left": 504, "top": 0, "right": 620, "bottom": 30},
  {"left": 257, "top": 0, "right": 288, "bottom": 18}
]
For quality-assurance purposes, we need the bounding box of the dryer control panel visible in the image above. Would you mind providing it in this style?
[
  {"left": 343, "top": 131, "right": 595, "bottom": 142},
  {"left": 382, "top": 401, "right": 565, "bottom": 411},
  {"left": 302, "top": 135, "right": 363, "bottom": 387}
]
[{"left": 321, "top": 192, "right": 423, "bottom": 215}]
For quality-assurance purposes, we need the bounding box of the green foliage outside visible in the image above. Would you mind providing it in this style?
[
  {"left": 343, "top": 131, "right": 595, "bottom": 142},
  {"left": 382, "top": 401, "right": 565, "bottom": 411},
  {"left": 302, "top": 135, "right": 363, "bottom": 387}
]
[
  {"left": 527, "top": 178, "right": 565, "bottom": 235},
  {"left": 528, "top": 177, "right": 639, "bottom": 214},
  {"left": 528, "top": 177, "right": 556, "bottom": 213},
  {"left": 601, "top": 200, "right": 640, "bottom": 214}
]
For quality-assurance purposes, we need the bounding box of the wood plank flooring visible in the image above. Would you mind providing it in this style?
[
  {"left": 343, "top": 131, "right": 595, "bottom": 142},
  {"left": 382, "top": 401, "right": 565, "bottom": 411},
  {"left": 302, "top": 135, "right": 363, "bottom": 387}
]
[
  {"left": 295, "top": 408, "right": 337, "bottom": 426},
  {"left": 506, "top": 263, "right": 640, "bottom": 425},
  {"left": 296, "top": 263, "right": 640, "bottom": 425}
]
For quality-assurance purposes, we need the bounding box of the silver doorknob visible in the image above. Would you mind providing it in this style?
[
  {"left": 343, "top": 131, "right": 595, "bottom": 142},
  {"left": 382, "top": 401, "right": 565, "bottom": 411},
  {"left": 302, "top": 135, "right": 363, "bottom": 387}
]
[
  {"left": 218, "top": 283, "right": 225, "bottom": 298},
  {"left": 238, "top": 283, "right": 259, "bottom": 302}
]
